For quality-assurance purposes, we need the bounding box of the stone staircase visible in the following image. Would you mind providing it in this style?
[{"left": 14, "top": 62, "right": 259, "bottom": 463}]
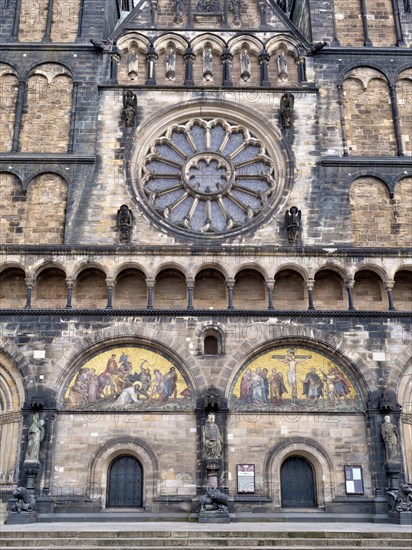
[{"left": 0, "top": 530, "right": 410, "bottom": 550}]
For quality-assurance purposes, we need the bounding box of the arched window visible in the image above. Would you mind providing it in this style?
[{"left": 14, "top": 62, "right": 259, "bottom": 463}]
[
  {"left": 201, "top": 327, "right": 224, "bottom": 356},
  {"left": 107, "top": 455, "right": 143, "bottom": 508}
]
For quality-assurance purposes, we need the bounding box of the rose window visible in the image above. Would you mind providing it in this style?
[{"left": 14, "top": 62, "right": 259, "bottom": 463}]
[{"left": 137, "top": 117, "right": 284, "bottom": 237}]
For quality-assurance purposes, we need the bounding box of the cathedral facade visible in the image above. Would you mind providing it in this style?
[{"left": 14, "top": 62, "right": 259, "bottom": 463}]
[{"left": 0, "top": 0, "right": 411, "bottom": 522}]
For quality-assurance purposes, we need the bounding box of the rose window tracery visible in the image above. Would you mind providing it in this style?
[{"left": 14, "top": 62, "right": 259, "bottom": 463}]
[{"left": 137, "top": 117, "right": 284, "bottom": 237}]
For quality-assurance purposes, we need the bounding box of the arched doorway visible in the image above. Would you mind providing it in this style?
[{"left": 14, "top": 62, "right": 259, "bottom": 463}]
[
  {"left": 280, "top": 455, "right": 316, "bottom": 508},
  {"left": 107, "top": 455, "right": 143, "bottom": 508}
]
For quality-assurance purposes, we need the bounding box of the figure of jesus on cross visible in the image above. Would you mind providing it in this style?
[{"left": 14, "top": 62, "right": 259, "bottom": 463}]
[{"left": 271, "top": 348, "right": 312, "bottom": 402}]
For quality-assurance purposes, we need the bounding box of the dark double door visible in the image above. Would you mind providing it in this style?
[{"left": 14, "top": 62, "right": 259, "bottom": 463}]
[
  {"left": 280, "top": 456, "right": 317, "bottom": 508},
  {"left": 107, "top": 455, "right": 143, "bottom": 508}
]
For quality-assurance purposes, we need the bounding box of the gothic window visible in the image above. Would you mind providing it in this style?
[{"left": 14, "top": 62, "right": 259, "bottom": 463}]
[{"left": 137, "top": 116, "right": 282, "bottom": 238}]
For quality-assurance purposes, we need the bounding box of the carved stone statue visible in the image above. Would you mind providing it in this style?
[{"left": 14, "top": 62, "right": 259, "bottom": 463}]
[
  {"left": 123, "top": 90, "right": 137, "bottom": 127},
  {"left": 203, "top": 48, "right": 213, "bottom": 81},
  {"left": 387, "top": 483, "right": 412, "bottom": 512},
  {"left": 174, "top": 0, "right": 184, "bottom": 23},
  {"left": 277, "top": 52, "right": 288, "bottom": 80},
  {"left": 199, "top": 485, "right": 228, "bottom": 512},
  {"left": 25, "top": 414, "right": 45, "bottom": 463},
  {"left": 285, "top": 206, "right": 301, "bottom": 244},
  {"left": 11, "top": 487, "right": 36, "bottom": 513},
  {"left": 232, "top": 0, "right": 241, "bottom": 24},
  {"left": 240, "top": 49, "right": 250, "bottom": 81},
  {"left": 381, "top": 415, "right": 399, "bottom": 462},
  {"left": 117, "top": 204, "right": 133, "bottom": 243},
  {"left": 128, "top": 50, "right": 138, "bottom": 80},
  {"left": 166, "top": 49, "right": 176, "bottom": 80},
  {"left": 202, "top": 413, "right": 221, "bottom": 459},
  {"left": 280, "top": 92, "right": 294, "bottom": 129},
  {"left": 276, "top": 0, "right": 287, "bottom": 11}
]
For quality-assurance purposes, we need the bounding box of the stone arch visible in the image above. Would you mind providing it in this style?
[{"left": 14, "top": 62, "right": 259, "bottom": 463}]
[
  {"left": 343, "top": 68, "right": 396, "bottom": 156},
  {"left": 0, "top": 63, "right": 19, "bottom": 152},
  {"left": 264, "top": 437, "right": 335, "bottom": 507},
  {"left": 0, "top": 351, "right": 25, "bottom": 485},
  {"left": 114, "top": 268, "right": 147, "bottom": 309},
  {"left": 154, "top": 34, "right": 187, "bottom": 86},
  {"left": 191, "top": 34, "right": 226, "bottom": 86},
  {"left": 266, "top": 39, "right": 298, "bottom": 86},
  {"left": 353, "top": 269, "right": 386, "bottom": 310},
  {"left": 0, "top": 172, "right": 26, "bottom": 244},
  {"left": 0, "top": 267, "right": 26, "bottom": 309},
  {"left": 31, "top": 267, "right": 67, "bottom": 309},
  {"left": 194, "top": 269, "right": 227, "bottom": 309},
  {"left": 228, "top": 36, "right": 263, "bottom": 87},
  {"left": 20, "top": 63, "right": 73, "bottom": 153},
  {"left": 24, "top": 173, "right": 67, "bottom": 244},
  {"left": 313, "top": 269, "right": 346, "bottom": 310},
  {"left": 117, "top": 34, "right": 151, "bottom": 84},
  {"left": 349, "top": 177, "right": 392, "bottom": 246},
  {"left": 73, "top": 267, "right": 107, "bottom": 308},
  {"left": 273, "top": 268, "right": 306, "bottom": 310},
  {"left": 87, "top": 437, "right": 159, "bottom": 509},
  {"left": 233, "top": 269, "right": 267, "bottom": 309},
  {"left": 393, "top": 269, "right": 412, "bottom": 311},
  {"left": 397, "top": 358, "right": 412, "bottom": 482},
  {"left": 396, "top": 69, "right": 412, "bottom": 156},
  {"left": 199, "top": 325, "right": 225, "bottom": 356},
  {"left": 393, "top": 177, "right": 412, "bottom": 247},
  {"left": 154, "top": 268, "right": 187, "bottom": 309}
]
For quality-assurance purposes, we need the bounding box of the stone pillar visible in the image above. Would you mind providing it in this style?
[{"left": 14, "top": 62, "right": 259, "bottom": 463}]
[
  {"left": 227, "top": 280, "right": 234, "bottom": 310},
  {"left": 184, "top": 47, "right": 195, "bottom": 86},
  {"left": 221, "top": 48, "right": 233, "bottom": 87},
  {"left": 106, "top": 279, "right": 115, "bottom": 309},
  {"left": 360, "top": 0, "right": 373, "bottom": 46},
  {"left": 386, "top": 281, "right": 396, "bottom": 311},
  {"left": 68, "top": 82, "right": 79, "bottom": 154},
  {"left": 24, "top": 278, "right": 34, "bottom": 309},
  {"left": 390, "top": 0, "right": 405, "bottom": 46},
  {"left": 146, "top": 45, "right": 158, "bottom": 85},
  {"left": 187, "top": 278, "right": 194, "bottom": 310},
  {"left": 146, "top": 278, "right": 155, "bottom": 309},
  {"left": 42, "top": 0, "right": 54, "bottom": 43},
  {"left": 76, "top": 0, "right": 86, "bottom": 39},
  {"left": 389, "top": 85, "right": 405, "bottom": 157},
  {"left": 65, "top": 279, "right": 74, "bottom": 309},
  {"left": 306, "top": 279, "right": 315, "bottom": 310},
  {"left": 337, "top": 84, "right": 349, "bottom": 156},
  {"left": 346, "top": 280, "right": 356, "bottom": 311},
  {"left": 11, "top": 80, "right": 26, "bottom": 153},
  {"left": 266, "top": 280, "right": 274, "bottom": 310},
  {"left": 258, "top": 50, "right": 270, "bottom": 87},
  {"left": 10, "top": 0, "right": 21, "bottom": 41}
]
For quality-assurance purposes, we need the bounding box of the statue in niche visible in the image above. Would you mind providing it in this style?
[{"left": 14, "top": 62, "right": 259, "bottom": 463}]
[
  {"left": 24, "top": 413, "right": 45, "bottom": 463},
  {"left": 128, "top": 50, "right": 138, "bottom": 80},
  {"left": 232, "top": 0, "right": 241, "bottom": 24},
  {"left": 174, "top": 0, "right": 184, "bottom": 23},
  {"left": 123, "top": 90, "right": 137, "bottom": 127},
  {"left": 240, "top": 49, "right": 250, "bottom": 81},
  {"left": 166, "top": 49, "right": 176, "bottom": 80},
  {"left": 117, "top": 204, "right": 134, "bottom": 243},
  {"left": 202, "top": 413, "right": 222, "bottom": 459},
  {"left": 381, "top": 415, "right": 399, "bottom": 462},
  {"left": 203, "top": 48, "right": 213, "bottom": 81},
  {"left": 280, "top": 92, "right": 294, "bottom": 129},
  {"left": 277, "top": 52, "right": 288, "bottom": 80},
  {"left": 285, "top": 206, "right": 301, "bottom": 244}
]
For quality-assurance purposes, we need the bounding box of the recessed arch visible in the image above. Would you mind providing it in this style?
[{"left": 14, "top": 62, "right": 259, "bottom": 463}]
[
  {"left": 0, "top": 267, "right": 27, "bottom": 309},
  {"left": 194, "top": 268, "right": 227, "bottom": 309}
]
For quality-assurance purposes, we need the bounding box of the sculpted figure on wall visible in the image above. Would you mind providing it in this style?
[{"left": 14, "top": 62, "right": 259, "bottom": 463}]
[
  {"left": 277, "top": 52, "right": 288, "bottom": 80},
  {"left": 174, "top": 0, "right": 184, "bottom": 23},
  {"left": 117, "top": 204, "right": 133, "bottom": 243},
  {"left": 280, "top": 92, "right": 294, "bottom": 129},
  {"left": 203, "top": 48, "right": 213, "bottom": 80},
  {"left": 123, "top": 91, "right": 137, "bottom": 127},
  {"left": 202, "top": 413, "right": 222, "bottom": 459},
  {"left": 240, "top": 49, "right": 250, "bottom": 81},
  {"left": 128, "top": 50, "right": 138, "bottom": 80},
  {"left": 232, "top": 0, "right": 241, "bottom": 24},
  {"left": 166, "top": 49, "right": 176, "bottom": 80},
  {"left": 285, "top": 205, "right": 301, "bottom": 244},
  {"left": 381, "top": 415, "right": 399, "bottom": 462},
  {"left": 25, "top": 413, "right": 45, "bottom": 463}
]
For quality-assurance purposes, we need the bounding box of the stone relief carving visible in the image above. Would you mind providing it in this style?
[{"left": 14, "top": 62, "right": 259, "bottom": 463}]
[
  {"left": 231, "top": 0, "right": 241, "bottom": 24},
  {"left": 196, "top": 0, "right": 221, "bottom": 12},
  {"left": 174, "top": 0, "right": 184, "bottom": 23}
]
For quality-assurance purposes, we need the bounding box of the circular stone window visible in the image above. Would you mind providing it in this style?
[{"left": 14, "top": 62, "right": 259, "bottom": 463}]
[{"left": 131, "top": 113, "right": 289, "bottom": 238}]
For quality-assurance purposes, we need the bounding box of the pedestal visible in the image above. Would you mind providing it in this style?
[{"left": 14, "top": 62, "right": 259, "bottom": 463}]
[{"left": 199, "top": 509, "right": 230, "bottom": 523}]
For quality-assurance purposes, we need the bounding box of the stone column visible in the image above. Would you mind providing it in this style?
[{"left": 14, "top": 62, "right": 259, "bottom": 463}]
[
  {"left": 11, "top": 80, "right": 26, "bottom": 153},
  {"left": 306, "top": 279, "right": 315, "bottom": 310},
  {"left": 68, "top": 82, "right": 79, "bottom": 153},
  {"left": 266, "top": 280, "right": 274, "bottom": 310},
  {"left": 187, "top": 278, "right": 194, "bottom": 310},
  {"left": 221, "top": 48, "right": 233, "bottom": 87},
  {"left": 65, "top": 279, "right": 74, "bottom": 309},
  {"left": 226, "top": 280, "right": 234, "bottom": 310},
  {"left": 24, "top": 278, "right": 34, "bottom": 309},
  {"left": 146, "top": 278, "right": 155, "bottom": 309},
  {"left": 146, "top": 45, "right": 158, "bottom": 85},
  {"left": 296, "top": 56, "right": 307, "bottom": 83},
  {"left": 42, "top": 0, "right": 54, "bottom": 43},
  {"left": 106, "top": 279, "right": 115, "bottom": 309},
  {"left": 258, "top": 50, "right": 270, "bottom": 87},
  {"left": 76, "top": 0, "right": 86, "bottom": 39},
  {"left": 390, "top": 0, "right": 405, "bottom": 46},
  {"left": 346, "top": 279, "right": 356, "bottom": 311},
  {"left": 337, "top": 84, "right": 349, "bottom": 156},
  {"left": 385, "top": 281, "right": 396, "bottom": 311},
  {"left": 389, "top": 85, "right": 405, "bottom": 157},
  {"left": 10, "top": 0, "right": 22, "bottom": 41},
  {"left": 184, "top": 47, "right": 195, "bottom": 86},
  {"left": 360, "top": 0, "right": 373, "bottom": 46}
]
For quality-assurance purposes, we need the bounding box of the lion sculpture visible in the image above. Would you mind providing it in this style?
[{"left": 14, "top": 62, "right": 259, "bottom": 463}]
[
  {"left": 11, "top": 487, "right": 35, "bottom": 513},
  {"left": 199, "top": 485, "right": 228, "bottom": 512}
]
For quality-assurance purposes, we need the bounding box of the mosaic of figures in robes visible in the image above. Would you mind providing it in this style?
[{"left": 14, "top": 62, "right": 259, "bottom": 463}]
[
  {"left": 230, "top": 347, "right": 363, "bottom": 412},
  {"left": 64, "top": 347, "right": 194, "bottom": 411}
]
